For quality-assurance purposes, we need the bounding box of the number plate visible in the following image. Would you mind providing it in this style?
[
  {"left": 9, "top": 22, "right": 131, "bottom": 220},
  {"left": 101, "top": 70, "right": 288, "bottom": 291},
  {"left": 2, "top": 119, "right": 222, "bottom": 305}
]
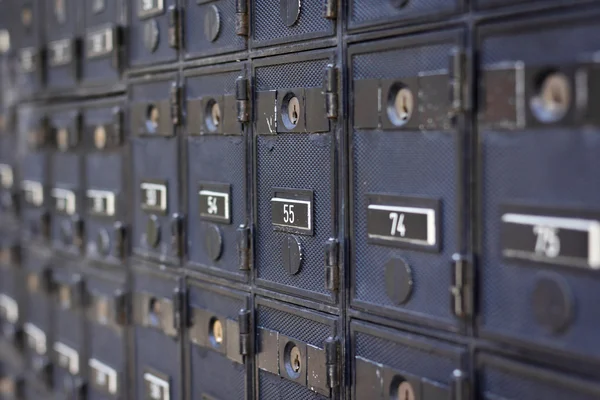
[
  {"left": 89, "top": 358, "right": 118, "bottom": 395},
  {"left": 54, "top": 342, "right": 80, "bottom": 375},
  {"left": 87, "top": 189, "right": 116, "bottom": 217},
  {"left": 271, "top": 189, "right": 313, "bottom": 235},
  {"left": 140, "top": 181, "right": 167, "bottom": 214},
  {"left": 366, "top": 194, "right": 440, "bottom": 251},
  {"left": 21, "top": 181, "right": 44, "bottom": 207},
  {"left": 138, "top": 0, "right": 164, "bottom": 19},
  {"left": 86, "top": 27, "right": 114, "bottom": 59},
  {"left": 0, "top": 294, "right": 18, "bottom": 324},
  {"left": 0, "top": 164, "right": 14, "bottom": 189},
  {"left": 143, "top": 370, "right": 170, "bottom": 400},
  {"left": 501, "top": 206, "right": 600, "bottom": 269},
  {"left": 51, "top": 188, "right": 77, "bottom": 215},
  {"left": 19, "top": 47, "right": 36, "bottom": 72},
  {"left": 198, "top": 183, "right": 231, "bottom": 224},
  {"left": 24, "top": 323, "right": 47, "bottom": 355},
  {"left": 48, "top": 39, "right": 73, "bottom": 67}
]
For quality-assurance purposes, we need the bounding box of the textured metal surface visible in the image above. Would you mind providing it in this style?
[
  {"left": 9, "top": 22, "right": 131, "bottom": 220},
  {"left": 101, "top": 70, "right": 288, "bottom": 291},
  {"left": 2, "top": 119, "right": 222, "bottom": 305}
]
[{"left": 1, "top": 1, "right": 600, "bottom": 400}]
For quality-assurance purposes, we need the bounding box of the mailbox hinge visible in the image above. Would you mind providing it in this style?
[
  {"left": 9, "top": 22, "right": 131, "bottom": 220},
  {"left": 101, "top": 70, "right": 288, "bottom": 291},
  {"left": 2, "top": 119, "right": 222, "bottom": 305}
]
[
  {"left": 450, "top": 253, "right": 473, "bottom": 319},
  {"left": 172, "top": 288, "right": 188, "bottom": 334},
  {"left": 238, "top": 308, "right": 251, "bottom": 358},
  {"left": 235, "top": 0, "right": 249, "bottom": 36},
  {"left": 449, "top": 49, "right": 469, "bottom": 119},
  {"left": 237, "top": 224, "right": 251, "bottom": 271},
  {"left": 325, "top": 65, "right": 338, "bottom": 119},
  {"left": 111, "top": 25, "right": 125, "bottom": 71},
  {"left": 168, "top": 6, "right": 182, "bottom": 50},
  {"left": 324, "top": 238, "right": 339, "bottom": 293},
  {"left": 323, "top": 0, "right": 337, "bottom": 19},
  {"left": 170, "top": 83, "right": 183, "bottom": 126},
  {"left": 325, "top": 337, "right": 340, "bottom": 390},
  {"left": 113, "top": 290, "right": 129, "bottom": 326},
  {"left": 451, "top": 369, "right": 470, "bottom": 400},
  {"left": 236, "top": 77, "right": 250, "bottom": 123}
]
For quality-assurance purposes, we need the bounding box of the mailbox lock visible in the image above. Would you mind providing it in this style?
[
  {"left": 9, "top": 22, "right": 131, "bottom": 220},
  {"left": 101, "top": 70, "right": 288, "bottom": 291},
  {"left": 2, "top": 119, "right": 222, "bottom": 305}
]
[
  {"left": 388, "top": 84, "right": 414, "bottom": 127},
  {"left": 531, "top": 71, "right": 571, "bottom": 123},
  {"left": 209, "top": 317, "right": 224, "bottom": 347},
  {"left": 205, "top": 99, "right": 221, "bottom": 132},
  {"left": 146, "top": 104, "right": 160, "bottom": 134},
  {"left": 282, "top": 93, "right": 301, "bottom": 129},
  {"left": 21, "top": 6, "right": 33, "bottom": 28},
  {"left": 284, "top": 341, "right": 302, "bottom": 379},
  {"left": 56, "top": 128, "right": 70, "bottom": 151},
  {"left": 392, "top": 379, "right": 415, "bottom": 400},
  {"left": 94, "top": 125, "right": 107, "bottom": 150}
]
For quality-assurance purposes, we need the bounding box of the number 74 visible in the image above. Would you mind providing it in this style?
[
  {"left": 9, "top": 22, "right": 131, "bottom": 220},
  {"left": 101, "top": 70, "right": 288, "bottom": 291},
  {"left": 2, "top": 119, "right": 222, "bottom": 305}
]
[{"left": 389, "top": 212, "right": 406, "bottom": 237}]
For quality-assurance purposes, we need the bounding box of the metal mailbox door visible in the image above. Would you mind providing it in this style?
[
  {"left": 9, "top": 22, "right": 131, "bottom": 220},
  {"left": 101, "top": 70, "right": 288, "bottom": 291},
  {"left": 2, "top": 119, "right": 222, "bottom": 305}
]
[
  {"left": 185, "top": 279, "right": 251, "bottom": 400},
  {"left": 14, "top": 0, "right": 43, "bottom": 96},
  {"left": 48, "top": 106, "right": 85, "bottom": 257},
  {"left": 84, "top": 99, "right": 128, "bottom": 266},
  {"left": 250, "top": 0, "right": 335, "bottom": 49},
  {"left": 18, "top": 105, "right": 50, "bottom": 247},
  {"left": 255, "top": 297, "right": 340, "bottom": 399},
  {"left": 22, "top": 247, "right": 54, "bottom": 391},
  {"left": 131, "top": 265, "right": 182, "bottom": 400},
  {"left": 183, "top": 0, "right": 246, "bottom": 60},
  {"left": 45, "top": 0, "right": 80, "bottom": 90},
  {"left": 478, "top": 352, "right": 600, "bottom": 400},
  {"left": 347, "top": 0, "right": 462, "bottom": 32},
  {"left": 86, "top": 270, "right": 128, "bottom": 400},
  {"left": 351, "top": 320, "right": 468, "bottom": 400},
  {"left": 128, "top": 0, "right": 178, "bottom": 68},
  {"left": 185, "top": 63, "right": 250, "bottom": 281},
  {"left": 349, "top": 30, "right": 467, "bottom": 331},
  {"left": 82, "top": 0, "right": 124, "bottom": 87},
  {"left": 477, "top": 10, "right": 600, "bottom": 362},
  {"left": 253, "top": 50, "right": 340, "bottom": 304},
  {"left": 130, "top": 73, "right": 183, "bottom": 265},
  {"left": 51, "top": 265, "right": 88, "bottom": 399}
]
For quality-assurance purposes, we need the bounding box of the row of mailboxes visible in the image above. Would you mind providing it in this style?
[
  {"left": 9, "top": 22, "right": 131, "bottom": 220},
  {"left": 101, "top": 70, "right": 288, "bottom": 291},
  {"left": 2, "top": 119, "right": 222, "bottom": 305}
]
[
  {"left": 2, "top": 256, "right": 600, "bottom": 400},
  {"left": 3, "top": 7, "right": 600, "bottom": 366},
  {"left": 0, "top": 3, "right": 599, "bottom": 399},
  {"left": 1, "top": 0, "right": 582, "bottom": 97}
]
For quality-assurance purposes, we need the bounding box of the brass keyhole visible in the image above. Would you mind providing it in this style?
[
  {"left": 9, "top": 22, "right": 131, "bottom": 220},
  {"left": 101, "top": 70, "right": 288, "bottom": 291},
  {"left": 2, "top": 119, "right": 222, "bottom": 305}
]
[
  {"left": 541, "top": 73, "right": 570, "bottom": 114},
  {"left": 389, "top": 86, "right": 414, "bottom": 126},
  {"left": 531, "top": 71, "right": 571, "bottom": 123},
  {"left": 288, "top": 96, "right": 300, "bottom": 126},
  {"left": 57, "top": 128, "right": 69, "bottom": 151},
  {"left": 211, "top": 319, "right": 223, "bottom": 345},
  {"left": 395, "top": 88, "right": 414, "bottom": 122},
  {"left": 147, "top": 297, "right": 162, "bottom": 328},
  {"left": 146, "top": 104, "right": 160, "bottom": 133},
  {"left": 22, "top": 7, "right": 33, "bottom": 27},
  {"left": 211, "top": 103, "right": 221, "bottom": 127},
  {"left": 94, "top": 125, "right": 107, "bottom": 150},
  {"left": 290, "top": 346, "right": 301, "bottom": 373},
  {"left": 397, "top": 381, "right": 415, "bottom": 400}
]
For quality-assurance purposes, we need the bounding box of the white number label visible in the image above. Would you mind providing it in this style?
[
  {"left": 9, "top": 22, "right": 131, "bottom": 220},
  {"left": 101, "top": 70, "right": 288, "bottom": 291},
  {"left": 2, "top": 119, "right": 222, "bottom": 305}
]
[
  {"left": 533, "top": 225, "right": 561, "bottom": 259},
  {"left": 283, "top": 204, "right": 295, "bottom": 224},
  {"left": 389, "top": 212, "right": 407, "bottom": 237},
  {"left": 207, "top": 196, "right": 218, "bottom": 215}
]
